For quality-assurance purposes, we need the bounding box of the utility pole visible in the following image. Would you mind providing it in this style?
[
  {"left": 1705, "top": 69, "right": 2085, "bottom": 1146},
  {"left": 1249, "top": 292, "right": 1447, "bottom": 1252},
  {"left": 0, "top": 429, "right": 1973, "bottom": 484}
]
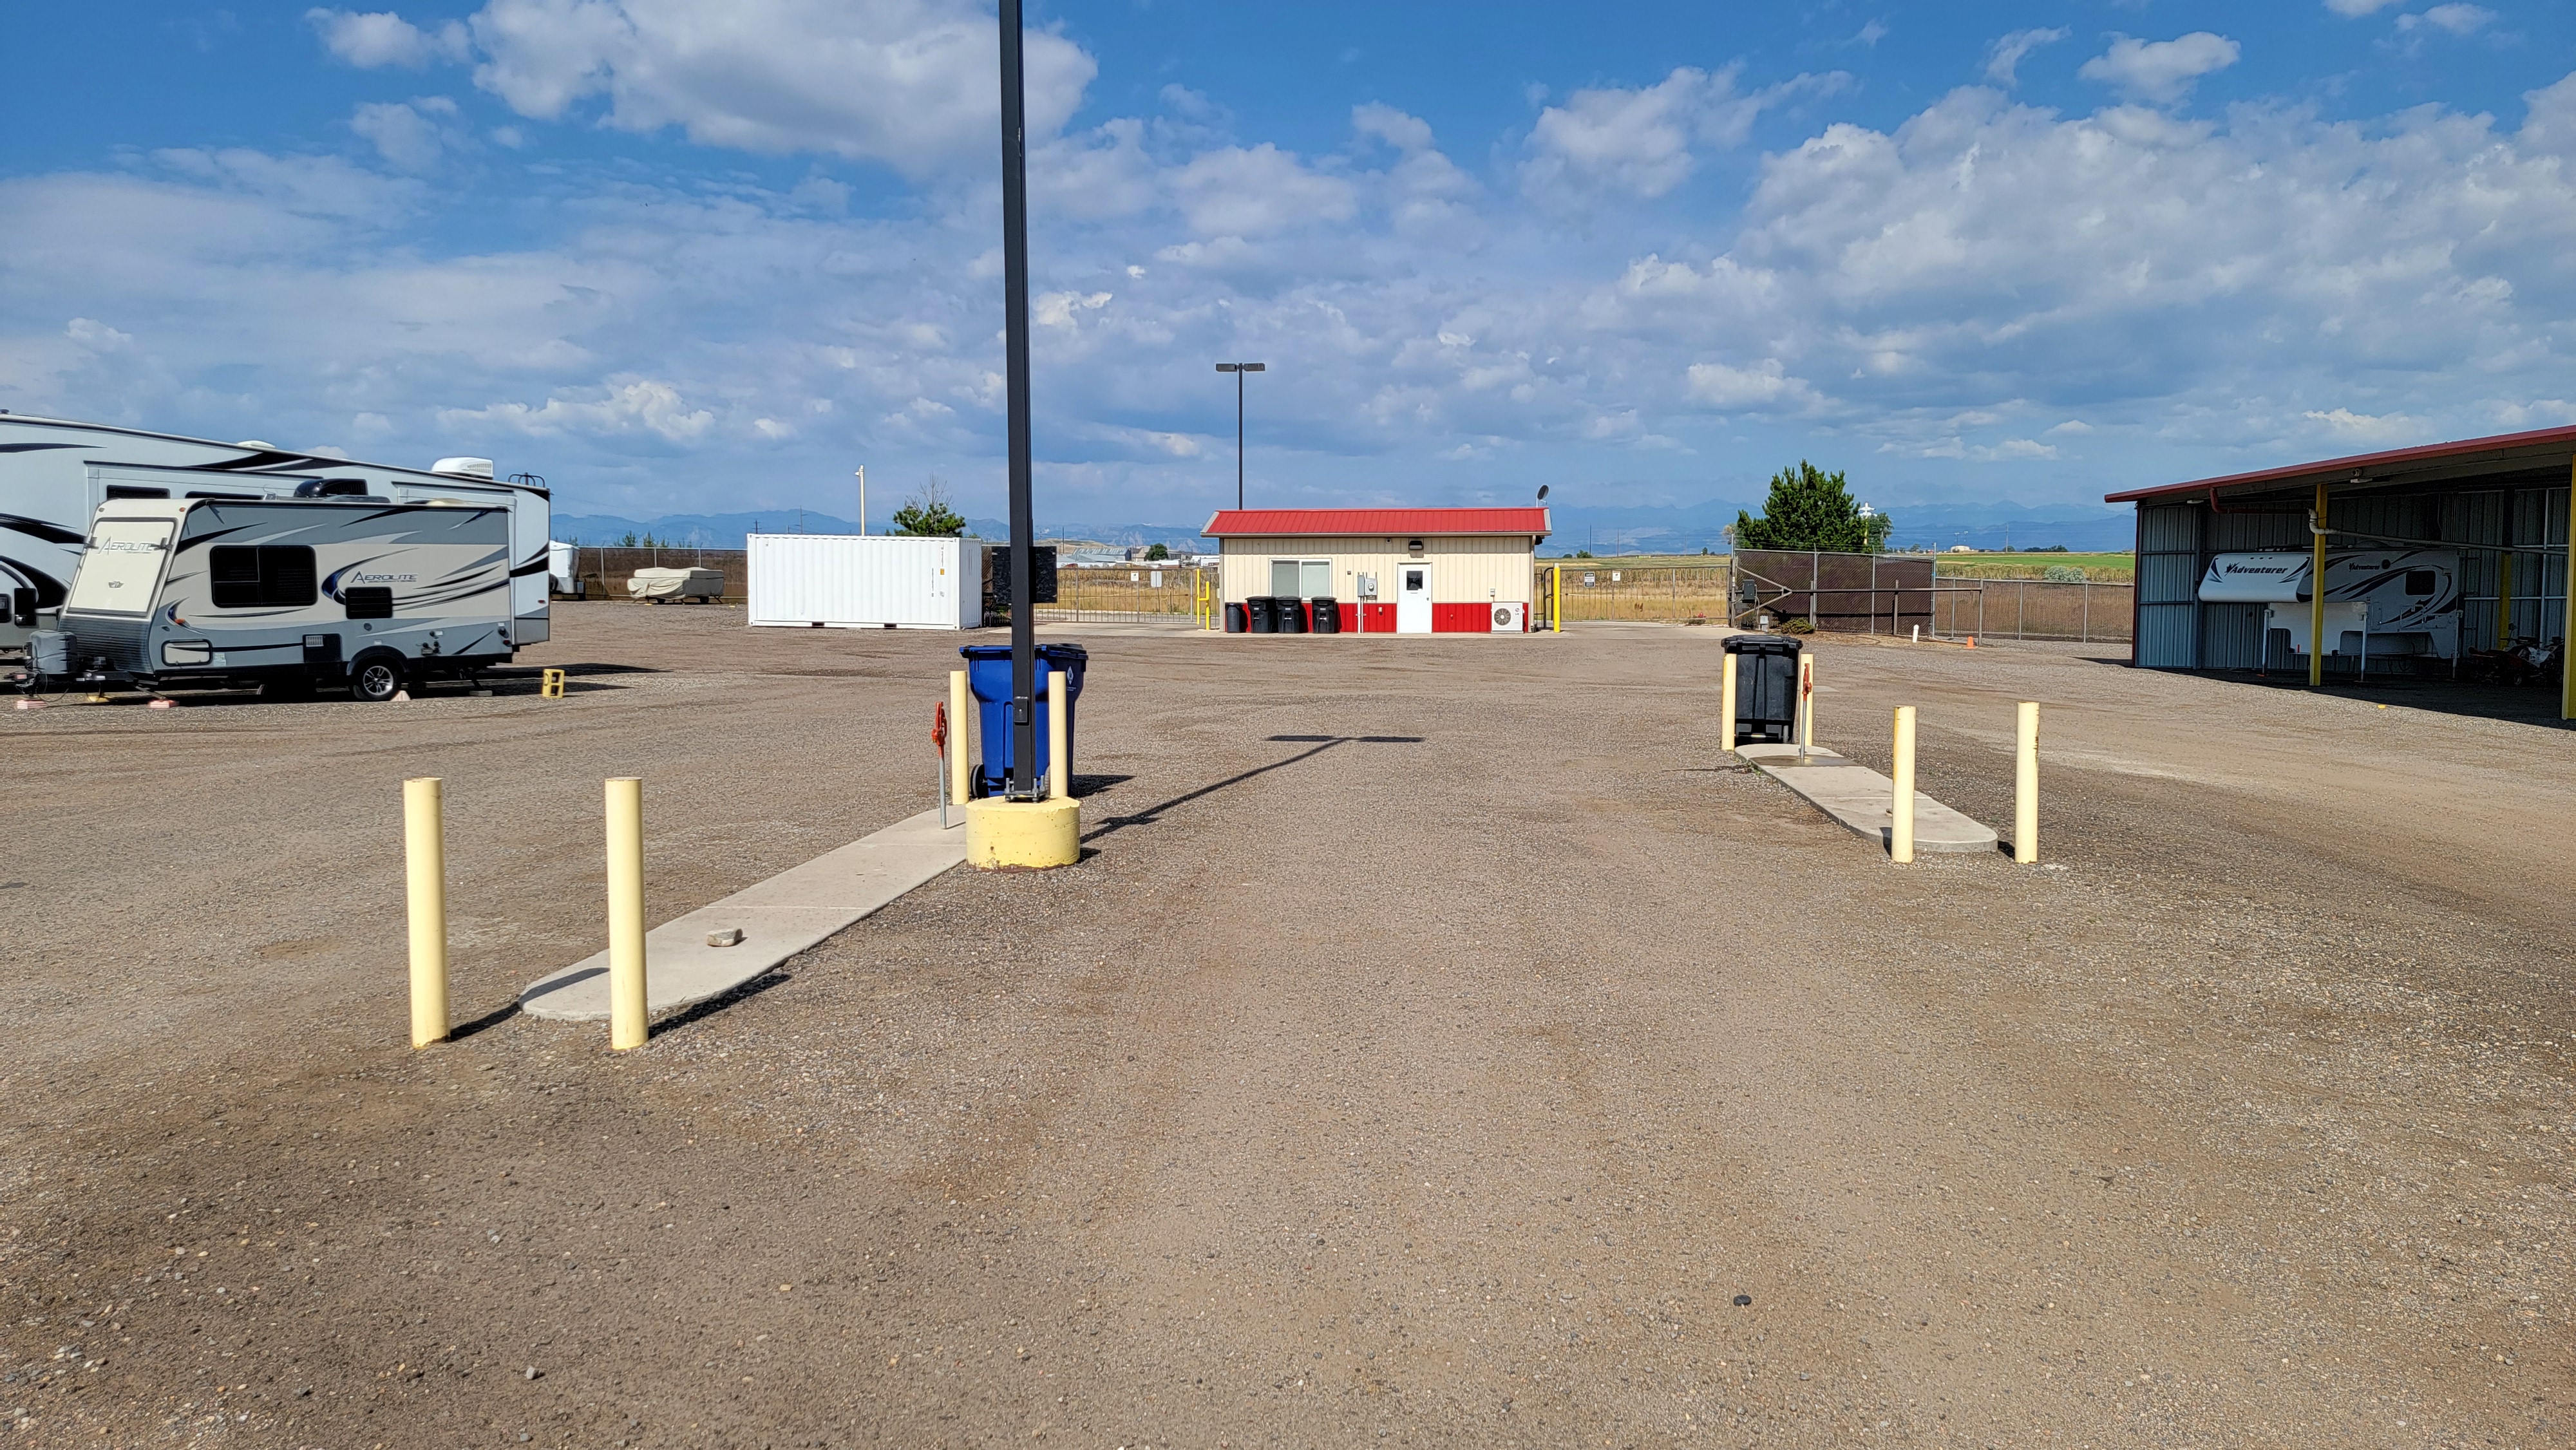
[
  {"left": 999, "top": 0, "right": 1039, "bottom": 798},
  {"left": 855, "top": 465, "right": 866, "bottom": 535},
  {"left": 1215, "top": 362, "right": 1265, "bottom": 509}
]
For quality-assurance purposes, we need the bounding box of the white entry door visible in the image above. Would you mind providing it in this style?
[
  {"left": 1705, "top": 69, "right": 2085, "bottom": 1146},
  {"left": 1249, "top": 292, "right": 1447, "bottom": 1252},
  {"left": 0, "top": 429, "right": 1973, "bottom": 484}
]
[{"left": 1396, "top": 563, "right": 1432, "bottom": 634}]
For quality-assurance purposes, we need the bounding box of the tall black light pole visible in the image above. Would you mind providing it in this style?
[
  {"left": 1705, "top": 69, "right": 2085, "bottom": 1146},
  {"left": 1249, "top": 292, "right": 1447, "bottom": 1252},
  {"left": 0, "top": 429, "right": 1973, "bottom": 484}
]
[
  {"left": 999, "top": 0, "right": 1039, "bottom": 800},
  {"left": 1214, "top": 361, "right": 1264, "bottom": 510}
]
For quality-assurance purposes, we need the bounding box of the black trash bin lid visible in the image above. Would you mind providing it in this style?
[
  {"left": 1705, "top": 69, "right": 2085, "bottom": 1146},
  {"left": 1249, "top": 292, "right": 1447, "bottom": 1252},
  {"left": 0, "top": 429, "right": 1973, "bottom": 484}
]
[{"left": 1721, "top": 634, "right": 1803, "bottom": 655}]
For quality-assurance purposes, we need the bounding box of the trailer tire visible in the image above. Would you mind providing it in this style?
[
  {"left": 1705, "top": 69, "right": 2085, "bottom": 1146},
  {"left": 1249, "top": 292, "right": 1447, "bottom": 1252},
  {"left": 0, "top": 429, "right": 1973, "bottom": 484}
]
[{"left": 349, "top": 653, "right": 405, "bottom": 702}]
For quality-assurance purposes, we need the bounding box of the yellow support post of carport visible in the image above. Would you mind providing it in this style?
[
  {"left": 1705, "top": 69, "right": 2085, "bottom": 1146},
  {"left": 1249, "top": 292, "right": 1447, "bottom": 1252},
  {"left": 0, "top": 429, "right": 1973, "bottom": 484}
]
[
  {"left": 2309, "top": 482, "right": 2328, "bottom": 688},
  {"left": 2562, "top": 459, "right": 2576, "bottom": 720}
]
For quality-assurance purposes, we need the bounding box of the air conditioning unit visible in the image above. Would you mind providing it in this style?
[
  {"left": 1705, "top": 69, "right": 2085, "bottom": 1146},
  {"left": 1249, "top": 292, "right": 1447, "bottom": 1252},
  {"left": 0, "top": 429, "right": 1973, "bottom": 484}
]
[{"left": 1490, "top": 601, "right": 1528, "bottom": 633}]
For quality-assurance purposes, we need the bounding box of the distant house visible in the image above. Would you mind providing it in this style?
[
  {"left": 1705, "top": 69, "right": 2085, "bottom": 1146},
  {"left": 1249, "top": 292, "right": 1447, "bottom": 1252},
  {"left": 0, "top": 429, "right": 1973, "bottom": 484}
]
[{"left": 1203, "top": 507, "right": 1551, "bottom": 633}]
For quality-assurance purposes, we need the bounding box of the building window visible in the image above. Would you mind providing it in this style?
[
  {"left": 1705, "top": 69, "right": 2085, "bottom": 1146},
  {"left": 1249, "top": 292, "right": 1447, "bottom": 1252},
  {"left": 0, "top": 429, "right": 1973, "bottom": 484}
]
[
  {"left": 209, "top": 545, "right": 317, "bottom": 608},
  {"left": 1270, "top": 558, "right": 1331, "bottom": 597}
]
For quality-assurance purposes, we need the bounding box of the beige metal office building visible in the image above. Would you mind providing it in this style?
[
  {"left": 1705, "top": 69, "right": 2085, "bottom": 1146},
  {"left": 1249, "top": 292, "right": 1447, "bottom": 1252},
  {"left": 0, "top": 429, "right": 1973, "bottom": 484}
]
[{"left": 1203, "top": 507, "right": 1551, "bottom": 632}]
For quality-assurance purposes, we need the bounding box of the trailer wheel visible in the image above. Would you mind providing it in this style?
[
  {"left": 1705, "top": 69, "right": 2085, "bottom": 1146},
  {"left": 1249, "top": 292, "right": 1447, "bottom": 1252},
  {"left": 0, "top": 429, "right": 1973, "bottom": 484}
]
[{"left": 349, "top": 654, "right": 404, "bottom": 702}]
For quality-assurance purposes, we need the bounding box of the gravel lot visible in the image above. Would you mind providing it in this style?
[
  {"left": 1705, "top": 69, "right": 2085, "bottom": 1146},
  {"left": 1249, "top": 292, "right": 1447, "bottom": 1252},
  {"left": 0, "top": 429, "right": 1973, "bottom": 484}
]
[{"left": 3, "top": 603, "right": 2570, "bottom": 1447}]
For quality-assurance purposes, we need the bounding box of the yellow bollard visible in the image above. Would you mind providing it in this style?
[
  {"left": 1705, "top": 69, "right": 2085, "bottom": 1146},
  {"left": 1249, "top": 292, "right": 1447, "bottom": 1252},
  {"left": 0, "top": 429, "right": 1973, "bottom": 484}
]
[
  {"left": 1719, "top": 652, "right": 1738, "bottom": 753},
  {"left": 2014, "top": 701, "right": 2040, "bottom": 864},
  {"left": 1797, "top": 652, "right": 1816, "bottom": 757},
  {"left": 948, "top": 670, "right": 972, "bottom": 809},
  {"left": 1890, "top": 707, "right": 1917, "bottom": 864},
  {"left": 1047, "top": 668, "right": 1068, "bottom": 801},
  {"left": 605, "top": 777, "right": 649, "bottom": 1051},
  {"left": 540, "top": 668, "right": 566, "bottom": 699},
  {"left": 404, "top": 777, "right": 449, "bottom": 1048}
]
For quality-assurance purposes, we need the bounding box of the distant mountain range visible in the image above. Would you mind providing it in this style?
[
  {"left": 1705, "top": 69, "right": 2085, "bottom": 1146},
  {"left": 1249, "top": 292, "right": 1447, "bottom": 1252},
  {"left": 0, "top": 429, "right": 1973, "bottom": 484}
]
[{"left": 553, "top": 498, "right": 2136, "bottom": 555}]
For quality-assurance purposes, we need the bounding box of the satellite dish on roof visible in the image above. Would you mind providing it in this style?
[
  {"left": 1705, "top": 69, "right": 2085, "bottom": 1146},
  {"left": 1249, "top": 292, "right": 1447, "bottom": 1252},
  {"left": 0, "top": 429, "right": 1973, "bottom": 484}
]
[{"left": 1536, "top": 485, "right": 1550, "bottom": 501}]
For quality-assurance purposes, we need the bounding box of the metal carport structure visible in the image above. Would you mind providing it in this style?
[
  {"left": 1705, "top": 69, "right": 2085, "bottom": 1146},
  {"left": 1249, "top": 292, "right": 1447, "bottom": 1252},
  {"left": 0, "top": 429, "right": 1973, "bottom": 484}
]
[{"left": 2108, "top": 424, "right": 2576, "bottom": 718}]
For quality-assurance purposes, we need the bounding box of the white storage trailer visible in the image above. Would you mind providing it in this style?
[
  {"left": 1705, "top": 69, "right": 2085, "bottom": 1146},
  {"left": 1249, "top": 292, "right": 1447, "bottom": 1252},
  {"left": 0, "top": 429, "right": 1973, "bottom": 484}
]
[{"left": 747, "top": 534, "right": 989, "bottom": 629}]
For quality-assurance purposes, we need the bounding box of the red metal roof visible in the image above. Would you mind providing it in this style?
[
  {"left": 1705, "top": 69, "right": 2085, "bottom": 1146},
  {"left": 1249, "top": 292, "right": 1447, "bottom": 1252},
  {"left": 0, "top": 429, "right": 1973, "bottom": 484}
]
[
  {"left": 1202, "top": 507, "right": 1550, "bottom": 538},
  {"left": 2104, "top": 424, "right": 2576, "bottom": 504}
]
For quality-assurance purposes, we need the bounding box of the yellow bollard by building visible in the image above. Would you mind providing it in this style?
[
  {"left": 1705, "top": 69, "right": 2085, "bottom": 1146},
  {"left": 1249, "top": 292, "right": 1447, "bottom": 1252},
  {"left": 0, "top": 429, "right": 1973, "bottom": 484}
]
[
  {"left": 1719, "top": 652, "right": 1738, "bottom": 753},
  {"left": 404, "top": 777, "right": 449, "bottom": 1048},
  {"left": 948, "top": 670, "right": 972, "bottom": 810},
  {"left": 1891, "top": 707, "right": 1917, "bottom": 864},
  {"left": 605, "top": 777, "right": 649, "bottom": 1050},
  {"left": 1047, "top": 668, "right": 1069, "bottom": 801},
  {"left": 2014, "top": 701, "right": 2040, "bottom": 864}
]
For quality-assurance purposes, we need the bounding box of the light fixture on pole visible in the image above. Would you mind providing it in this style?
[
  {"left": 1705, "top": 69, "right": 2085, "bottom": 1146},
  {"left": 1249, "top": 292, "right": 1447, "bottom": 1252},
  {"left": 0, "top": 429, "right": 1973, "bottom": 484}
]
[
  {"left": 1214, "top": 362, "right": 1264, "bottom": 511},
  {"left": 854, "top": 464, "right": 866, "bottom": 536}
]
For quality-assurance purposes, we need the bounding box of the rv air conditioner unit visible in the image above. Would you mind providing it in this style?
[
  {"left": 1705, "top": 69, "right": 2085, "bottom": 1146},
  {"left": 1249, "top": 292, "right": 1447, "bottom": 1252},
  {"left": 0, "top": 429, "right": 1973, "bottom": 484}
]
[{"left": 430, "top": 457, "right": 497, "bottom": 480}]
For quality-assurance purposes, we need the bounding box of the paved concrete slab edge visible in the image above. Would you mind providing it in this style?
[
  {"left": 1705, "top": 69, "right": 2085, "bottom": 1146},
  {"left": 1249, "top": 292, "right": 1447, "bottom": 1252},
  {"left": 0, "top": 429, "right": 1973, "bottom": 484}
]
[
  {"left": 1736, "top": 743, "right": 2000, "bottom": 855},
  {"left": 519, "top": 806, "right": 967, "bottom": 1022}
]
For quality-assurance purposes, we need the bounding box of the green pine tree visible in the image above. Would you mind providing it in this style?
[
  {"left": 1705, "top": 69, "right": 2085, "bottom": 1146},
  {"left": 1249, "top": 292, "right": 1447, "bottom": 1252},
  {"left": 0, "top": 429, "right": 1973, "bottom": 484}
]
[
  {"left": 1733, "top": 462, "right": 1891, "bottom": 553},
  {"left": 891, "top": 476, "right": 968, "bottom": 536}
]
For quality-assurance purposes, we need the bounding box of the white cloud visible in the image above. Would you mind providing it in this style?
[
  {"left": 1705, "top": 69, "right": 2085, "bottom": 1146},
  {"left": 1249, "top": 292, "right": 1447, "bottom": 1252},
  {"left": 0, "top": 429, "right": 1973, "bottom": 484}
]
[
  {"left": 1984, "top": 27, "right": 2070, "bottom": 88},
  {"left": 66, "top": 318, "right": 135, "bottom": 352},
  {"left": 1519, "top": 66, "right": 1845, "bottom": 205},
  {"left": 307, "top": 8, "right": 471, "bottom": 68},
  {"left": 1685, "top": 359, "right": 1817, "bottom": 411},
  {"left": 314, "top": 0, "right": 1099, "bottom": 178},
  {"left": 350, "top": 98, "right": 460, "bottom": 171},
  {"left": 1170, "top": 144, "right": 1357, "bottom": 237},
  {"left": 1033, "top": 291, "right": 1111, "bottom": 328},
  {"left": 1352, "top": 102, "right": 1434, "bottom": 155},
  {"left": 442, "top": 379, "right": 715, "bottom": 442},
  {"left": 2079, "top": 33, "right": 2242, "bottom": 105},
  {"left": 2398, "top": 5, "right": 2496, "bottom": 35},
  {"left": 2304, "top": 408, "right": 2417, "bottom": 438},
  {"left": 2322, "top": 0, "right": 2402, "bottom": 14}
]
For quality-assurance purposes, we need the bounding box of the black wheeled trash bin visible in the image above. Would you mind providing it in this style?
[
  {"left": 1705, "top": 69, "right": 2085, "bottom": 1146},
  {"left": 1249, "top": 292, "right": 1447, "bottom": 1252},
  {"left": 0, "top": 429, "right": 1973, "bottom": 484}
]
[
  {"left": 1225, "top": 601, "right": 1247, "bottom": 633},
  {"left": 1249, "top": 596, "right": 1276, "bottom": 632},
  {"left": 1721, "top": 634, "right": 1801, "bottom": 744},
  {"left": 1311, "top": 597, "right": 1341, "bottom": 634}
]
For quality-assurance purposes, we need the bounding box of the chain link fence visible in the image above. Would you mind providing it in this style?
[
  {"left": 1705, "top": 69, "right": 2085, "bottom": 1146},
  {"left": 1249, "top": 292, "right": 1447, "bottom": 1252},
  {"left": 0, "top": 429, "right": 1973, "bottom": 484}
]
[
  {"left": 1931, "top": 579, "right": 2132, "bottom": 643},
  {"left": 563, "top": 546, "right": 747, "bottom": 601},
  {"left": 1035, "top": 566, "right": 1215, "bottom": 625}
]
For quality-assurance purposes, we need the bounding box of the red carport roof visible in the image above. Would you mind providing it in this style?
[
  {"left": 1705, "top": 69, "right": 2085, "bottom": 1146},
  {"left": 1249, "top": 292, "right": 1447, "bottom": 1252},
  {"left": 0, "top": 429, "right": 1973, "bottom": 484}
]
[
  {"left": 1202, "top": 507, "right": 1550, "bottom": 538},
  {"left": 2104, "top": 424, "right": 2576, "bottom": 504}
]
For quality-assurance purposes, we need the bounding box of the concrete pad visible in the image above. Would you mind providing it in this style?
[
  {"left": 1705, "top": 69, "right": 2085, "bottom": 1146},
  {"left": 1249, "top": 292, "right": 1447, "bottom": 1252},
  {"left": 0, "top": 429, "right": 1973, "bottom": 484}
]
[
  {"left": 1736, "top": 742, "right": 2000, "bottom": 855},
  {"left": 520, "top": 806, "right": 965, "bottom": 1022}
]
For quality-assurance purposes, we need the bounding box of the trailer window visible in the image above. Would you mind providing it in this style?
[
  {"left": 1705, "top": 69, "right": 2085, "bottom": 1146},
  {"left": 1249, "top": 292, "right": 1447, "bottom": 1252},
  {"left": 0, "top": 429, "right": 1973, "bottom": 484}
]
[
  {"left": 66, "top": 518, "right": 175, "bottom": 614},
  {"left": 209, "top": 545, "right": 317, "bottom": 608}
]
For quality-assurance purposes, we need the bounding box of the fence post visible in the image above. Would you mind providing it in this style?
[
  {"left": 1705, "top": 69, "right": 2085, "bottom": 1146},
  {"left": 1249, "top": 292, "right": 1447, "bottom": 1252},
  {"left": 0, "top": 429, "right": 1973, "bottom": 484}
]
[
  {"left": 2081, "top": 580, "right": 2090, "bottom": 643},
  {"left": 2017, "top": 584, "right": 2026, "bottom": 641}
]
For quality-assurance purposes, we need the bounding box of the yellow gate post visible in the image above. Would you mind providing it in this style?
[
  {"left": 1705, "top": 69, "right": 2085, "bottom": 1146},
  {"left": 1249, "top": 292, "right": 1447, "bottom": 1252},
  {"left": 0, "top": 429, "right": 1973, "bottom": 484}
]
[
  {"left": 2309, "top": 482, "right": 2328, "bottom": 688},
  {"left": 1890, "top": 706, "right": 1917, "bottom": 864},
  {"left": 2564, "top": 460, "right": 2576, "bottom": 720},
  {"left": 1719, "top": 652, "right": 1738, "bottom": 753},
  {"left": 404, "top": 777, "right": 448, "bottom": 1048},
  {"left": 2014, "top": 702, "right": 2040, "bottom": 864},
  {"left": 605, "top": 777, "right": 648, "bottom": 1051},
  {"left": 2496, "top": 549, "right": 2514, "bottom": 650},
  {"left": 1552, "top": 563, "right": 1563, "bottom": 633},
  {"left": 1047, "top": 668, "right": 1069, "bottom": 801}
]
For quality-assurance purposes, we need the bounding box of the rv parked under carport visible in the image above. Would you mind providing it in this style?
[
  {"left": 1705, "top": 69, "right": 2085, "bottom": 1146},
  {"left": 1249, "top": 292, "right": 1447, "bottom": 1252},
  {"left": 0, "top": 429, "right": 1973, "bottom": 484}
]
[{"left": 2110, "top": 422, "right": 2576, "bottom": 716}]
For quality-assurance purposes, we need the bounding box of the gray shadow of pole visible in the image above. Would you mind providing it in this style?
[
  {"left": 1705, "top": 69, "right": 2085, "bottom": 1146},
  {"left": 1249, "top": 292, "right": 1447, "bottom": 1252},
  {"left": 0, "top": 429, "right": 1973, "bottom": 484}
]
[{"left": 1081, "top": 734, "right": 1423, "bottom": 842}]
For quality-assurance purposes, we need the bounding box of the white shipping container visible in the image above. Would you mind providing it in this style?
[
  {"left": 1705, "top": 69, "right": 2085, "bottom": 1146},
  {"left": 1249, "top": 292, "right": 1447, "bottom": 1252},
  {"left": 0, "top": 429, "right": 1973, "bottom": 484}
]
[{"left": 746, "top": 534, "right": 988, "bottom": 629}]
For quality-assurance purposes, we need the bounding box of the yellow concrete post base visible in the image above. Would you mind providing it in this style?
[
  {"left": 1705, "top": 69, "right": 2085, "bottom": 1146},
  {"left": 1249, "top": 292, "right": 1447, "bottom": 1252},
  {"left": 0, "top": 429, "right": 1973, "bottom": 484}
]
[{"left": 963, "top": 796, "right": 1081, "bottom": 869}]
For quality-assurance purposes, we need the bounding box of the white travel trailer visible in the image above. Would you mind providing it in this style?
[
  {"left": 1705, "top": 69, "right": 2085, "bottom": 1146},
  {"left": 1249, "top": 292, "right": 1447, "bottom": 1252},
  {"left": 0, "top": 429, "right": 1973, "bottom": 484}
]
[
  {"left": 2199, "top": 549, "right": 2463, "bottom": 670},
  {"left": 44, "top": 496, "right": 521, "bottom": 701},
  {"left": 0, "top": 413, "right": 549, "bottom": 652}
]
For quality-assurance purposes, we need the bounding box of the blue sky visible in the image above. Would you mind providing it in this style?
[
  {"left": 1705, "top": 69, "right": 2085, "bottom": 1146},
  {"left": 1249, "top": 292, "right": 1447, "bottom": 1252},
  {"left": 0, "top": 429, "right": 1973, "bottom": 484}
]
[{"left": 5, "top": 1, "right": 2573, "bottom": 531}]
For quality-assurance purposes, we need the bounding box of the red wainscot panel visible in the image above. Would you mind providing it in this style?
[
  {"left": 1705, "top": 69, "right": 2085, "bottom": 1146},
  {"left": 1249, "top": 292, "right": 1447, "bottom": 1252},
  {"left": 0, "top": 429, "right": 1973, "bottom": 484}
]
[
  {"left": 1355, "top": 602, "right": 1395, "bottom": 632},
  {"left": 1432, "top": 602, "right": 1493, "bottom": 632}
]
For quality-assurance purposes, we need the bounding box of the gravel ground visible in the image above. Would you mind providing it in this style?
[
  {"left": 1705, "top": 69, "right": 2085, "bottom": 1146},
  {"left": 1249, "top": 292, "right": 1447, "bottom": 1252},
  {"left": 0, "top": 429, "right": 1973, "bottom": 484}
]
[{"left": 3, "top": 604, "right": 2570, "bottom": 1448}]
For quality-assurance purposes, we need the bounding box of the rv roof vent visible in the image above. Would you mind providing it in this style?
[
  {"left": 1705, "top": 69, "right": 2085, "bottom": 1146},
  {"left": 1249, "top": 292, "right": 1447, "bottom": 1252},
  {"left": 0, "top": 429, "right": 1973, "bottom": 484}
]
[
  {"left": 235, "top": 440, "right": 276, "bottom": 449},
  {"left": 431, "top": 456, "right": 497, "bottom": 480}
]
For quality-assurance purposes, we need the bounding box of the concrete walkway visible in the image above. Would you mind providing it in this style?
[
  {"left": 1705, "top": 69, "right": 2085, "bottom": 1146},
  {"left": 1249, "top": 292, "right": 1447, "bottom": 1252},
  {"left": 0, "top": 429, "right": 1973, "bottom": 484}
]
[
  {"left": 520, "top": 806, "right": 966, "bottom": 1022},
  {"left": 1737, "top": 741, "right": 2000, "bottom": 854}
]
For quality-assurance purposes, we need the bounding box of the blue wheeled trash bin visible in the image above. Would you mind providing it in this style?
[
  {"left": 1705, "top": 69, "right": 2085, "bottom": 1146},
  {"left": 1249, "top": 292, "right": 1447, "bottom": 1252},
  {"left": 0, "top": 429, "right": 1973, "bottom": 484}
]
[
  {"left": 959, "top": 642, "right": 1088, "bottom": 796},
  {"left": 1721, "top": 634, "right": 1801, "bottom": 744}
]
